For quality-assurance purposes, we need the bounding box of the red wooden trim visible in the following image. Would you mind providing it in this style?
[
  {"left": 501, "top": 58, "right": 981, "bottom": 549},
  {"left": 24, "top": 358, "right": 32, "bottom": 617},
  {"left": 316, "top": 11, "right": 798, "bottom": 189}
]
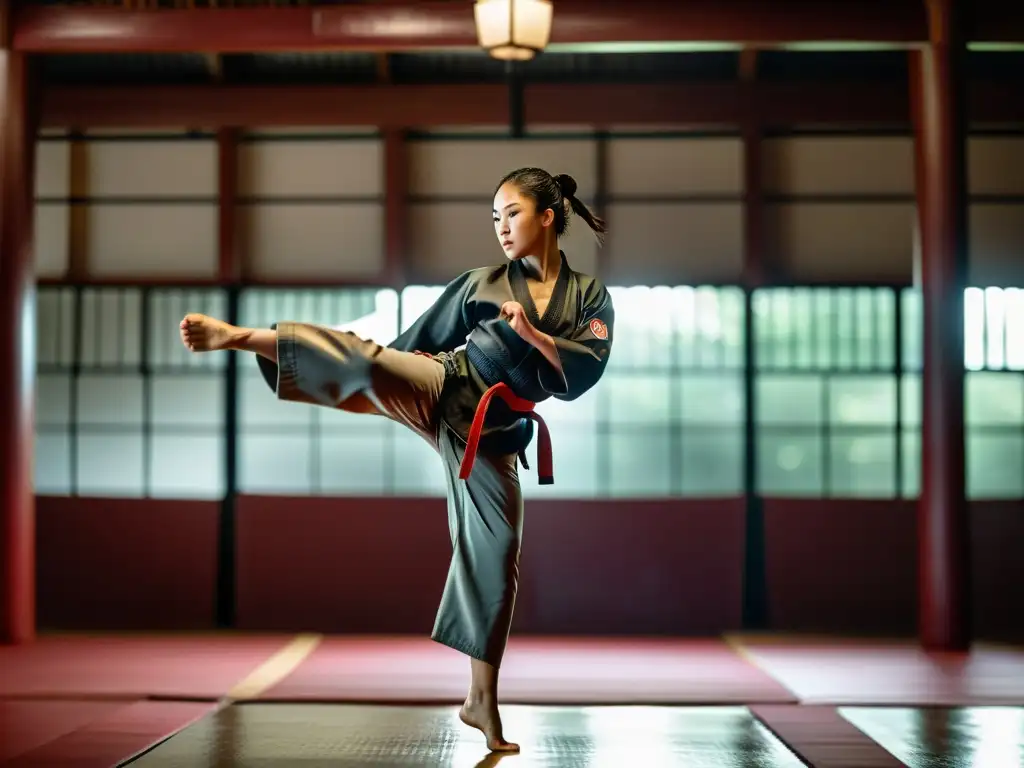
[
  {"left": 11, "top": 2, "right": 935, "bottom": 53},
  {"left": 38, "top": 81, "right": 1024, "bottom": 130},
  {"left": 0, "top": 20, "right": 37, "bottom": 642},
  {"left": 911, "top": 2, "right": 972, "bottom": 652},
  {"left": 40, "top": 84, "right": 507, "bottom": 129}
]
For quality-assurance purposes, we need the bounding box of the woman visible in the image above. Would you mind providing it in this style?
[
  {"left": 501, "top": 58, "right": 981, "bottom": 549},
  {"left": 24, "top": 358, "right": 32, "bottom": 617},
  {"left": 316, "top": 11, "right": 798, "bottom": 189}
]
[{"left": 179, "top": 167, "right": 614, "bottom": 752}]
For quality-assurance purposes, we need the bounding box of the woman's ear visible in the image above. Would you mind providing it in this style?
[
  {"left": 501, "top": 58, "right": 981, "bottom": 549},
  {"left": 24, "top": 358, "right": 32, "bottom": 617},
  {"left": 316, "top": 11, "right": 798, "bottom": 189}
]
[{"left": 540, "top": 207, "right": 555, "bottom": 228}]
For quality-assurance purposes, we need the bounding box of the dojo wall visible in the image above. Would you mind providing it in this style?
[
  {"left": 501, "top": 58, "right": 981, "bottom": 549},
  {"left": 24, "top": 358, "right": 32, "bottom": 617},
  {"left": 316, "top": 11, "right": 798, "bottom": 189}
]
[
  {"left": 31, "top": 128, "right": 1024, "bottom": 640},
  {"left": 34, "top": 129, "right": 1024, "bottom": 285}
]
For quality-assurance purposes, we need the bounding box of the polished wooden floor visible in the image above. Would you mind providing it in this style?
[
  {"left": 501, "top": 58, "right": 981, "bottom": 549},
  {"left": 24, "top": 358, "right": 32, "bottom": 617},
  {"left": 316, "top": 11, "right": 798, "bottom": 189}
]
[
  {"left": 127, "top": 703, "right": 1024, "bottom": 768},
  {"left": 129, "top": 703, "right": 808, "bottom": 767},
  {"left": 842, "top": 706, "right": 1024, "bottom": 768},
  {"left": 2, "top": 635, "right": 1023, "bottom": 766}
]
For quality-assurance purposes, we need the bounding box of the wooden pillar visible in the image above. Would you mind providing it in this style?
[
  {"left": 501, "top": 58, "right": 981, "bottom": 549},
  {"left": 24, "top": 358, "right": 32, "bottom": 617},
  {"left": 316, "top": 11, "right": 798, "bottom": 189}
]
[
  {"left": 217, "top": 127, "right": 240, "bottom": 628},
  {"left": 910, "top": 0, "right": 971, "bottom": 651},
  {"left": 739, "top": 48, "right": 768, "bottom": 629},
  {"left": 740, "top": 50, "right": 766, "bottom": 288},
  {"left": 0, "top": 10, "right": 38, "bottom": 644}
]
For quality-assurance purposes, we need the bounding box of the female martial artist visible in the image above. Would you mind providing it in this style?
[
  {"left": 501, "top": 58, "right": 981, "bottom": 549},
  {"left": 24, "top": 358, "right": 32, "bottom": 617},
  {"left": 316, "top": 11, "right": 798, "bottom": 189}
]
[{"left": 179, "top": 167, "right": 614, "bottom": 752}]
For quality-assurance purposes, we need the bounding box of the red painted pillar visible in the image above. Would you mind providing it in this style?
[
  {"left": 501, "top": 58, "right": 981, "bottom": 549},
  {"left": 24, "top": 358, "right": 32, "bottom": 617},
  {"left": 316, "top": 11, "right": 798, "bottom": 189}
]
[
  {"left": 0, "top": 17, "right": 38, "bottom": 644},
  {"left": 910, "top": 0, "right": 971, "bottom": 651}
]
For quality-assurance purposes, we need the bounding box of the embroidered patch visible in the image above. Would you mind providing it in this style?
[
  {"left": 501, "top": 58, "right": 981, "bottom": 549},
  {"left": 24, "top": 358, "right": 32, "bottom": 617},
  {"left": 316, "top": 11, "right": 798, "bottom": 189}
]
[{"left": 589, "top": 317, "right": 609, "bottom": 340}]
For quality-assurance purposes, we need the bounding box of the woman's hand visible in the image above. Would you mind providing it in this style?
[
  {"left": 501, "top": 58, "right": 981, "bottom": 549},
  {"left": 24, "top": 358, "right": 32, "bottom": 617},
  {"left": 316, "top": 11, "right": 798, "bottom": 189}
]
[
  {"left": 500, "top": 301, "right": 535, "bottom": 341},
  {"left": 500, "top": 301, "right": 563, "bottom": 376}
]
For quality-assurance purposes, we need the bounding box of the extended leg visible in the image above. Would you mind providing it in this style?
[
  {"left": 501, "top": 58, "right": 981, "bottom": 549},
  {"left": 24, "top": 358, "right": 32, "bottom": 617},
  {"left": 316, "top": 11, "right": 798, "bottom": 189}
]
[
  {"left": 180, "top": 314, "right": 277, "bottom": 360},
  {"left": 179, "top": 313, "right": 444, "bottom": 432},
  {"left": 434, "top": 426, "right": 523, "bottom": 752}
]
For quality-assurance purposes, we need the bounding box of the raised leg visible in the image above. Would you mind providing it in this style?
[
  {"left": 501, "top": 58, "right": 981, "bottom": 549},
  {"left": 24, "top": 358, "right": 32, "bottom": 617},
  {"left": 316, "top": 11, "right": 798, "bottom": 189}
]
[
  {"left": 178, "top": 313, "right": 444, "bottom": 433},
  {"left": 434, "top": 426, "right": 523, "bottom": 752}
]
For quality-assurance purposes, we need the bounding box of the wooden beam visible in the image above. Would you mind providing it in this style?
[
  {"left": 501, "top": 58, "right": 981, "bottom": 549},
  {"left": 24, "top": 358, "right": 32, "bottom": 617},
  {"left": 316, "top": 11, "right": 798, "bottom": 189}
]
[
  {"left": 38, "top": 80, "right": 1024, "bottom": 130},
  {"left": 11, "top": 1, "right": 938, "bottom": 53},
  {"left": 40, "top": 84, "right": 509, "bottom": 129}
]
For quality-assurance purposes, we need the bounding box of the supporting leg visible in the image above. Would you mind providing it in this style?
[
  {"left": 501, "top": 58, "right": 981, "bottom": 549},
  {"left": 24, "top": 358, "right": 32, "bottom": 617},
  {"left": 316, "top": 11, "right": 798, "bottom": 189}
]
[
  {"left": 433, "top": 426, "right": 523, "bottom": 752},
  {"left": 460, "top": 657, "right": 519, "bottom": 753}
]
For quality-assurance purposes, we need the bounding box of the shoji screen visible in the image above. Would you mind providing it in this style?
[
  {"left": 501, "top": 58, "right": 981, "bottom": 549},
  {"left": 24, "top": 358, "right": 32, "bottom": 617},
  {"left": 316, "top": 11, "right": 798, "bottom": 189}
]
[
  {"left": 762, "top": 135, "right": 915, "bottom": 282},
  {"left": 81, "top": 130, "right": 219, "bottom": 279},
  {"left": 237, "top": 129, "right": 384, "bottom": 281},
  {"left": 605, "top": 133, "right": 744, "bottom": 284},
  {"left": 968, "top": 135, "right": 1024, "bottom": 286},
  {"left": 406, "top": 132, "right": 599, "bottom": 282}
]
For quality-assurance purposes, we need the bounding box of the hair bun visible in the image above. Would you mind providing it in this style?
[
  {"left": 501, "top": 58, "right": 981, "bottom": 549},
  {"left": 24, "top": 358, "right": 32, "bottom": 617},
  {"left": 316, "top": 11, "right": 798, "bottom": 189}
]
[{"left": 555, "top": 174, "right": 577, "bottom": 198}]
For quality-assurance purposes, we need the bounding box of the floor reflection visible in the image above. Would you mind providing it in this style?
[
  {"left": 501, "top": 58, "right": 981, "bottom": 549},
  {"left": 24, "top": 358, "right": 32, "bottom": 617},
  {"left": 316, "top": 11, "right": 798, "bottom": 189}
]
[
  {"left": 130, "top": 703, "right": 806, "bottom": 768},
  {"left": 841, "top": 706, "right": 1024, "bottom": 768}
]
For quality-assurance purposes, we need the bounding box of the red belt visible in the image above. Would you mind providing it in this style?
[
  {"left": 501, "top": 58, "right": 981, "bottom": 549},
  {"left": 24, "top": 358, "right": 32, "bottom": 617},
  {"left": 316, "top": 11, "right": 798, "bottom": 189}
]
[
  {"left": 412, "top": 352, "right": 552, "bottom": 484},
  {"left": 460, "top": 383, "right": 553, "bottom": 484}
]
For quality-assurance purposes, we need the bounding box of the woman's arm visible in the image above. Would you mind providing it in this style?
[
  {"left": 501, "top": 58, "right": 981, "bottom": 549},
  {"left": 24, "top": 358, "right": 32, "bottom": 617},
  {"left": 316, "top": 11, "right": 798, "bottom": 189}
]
[
  {"left": 389, "top": 269, "right": 478, "bottom": 354},
  {"left": 521, "top": 326, "right": 564, "bottom": 376},
  {"left": 499, "top": 300, "right": 565, "bottom": 373},
  {"left": 500, "top": 280, "right": 614, "bottom": 402}
]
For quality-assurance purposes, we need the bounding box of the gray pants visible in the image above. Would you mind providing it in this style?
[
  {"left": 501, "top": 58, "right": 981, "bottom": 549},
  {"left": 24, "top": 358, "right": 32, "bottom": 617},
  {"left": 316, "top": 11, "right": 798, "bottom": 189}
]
[{"left": 257, "top": 322, "right": 523, "bottom": 669}]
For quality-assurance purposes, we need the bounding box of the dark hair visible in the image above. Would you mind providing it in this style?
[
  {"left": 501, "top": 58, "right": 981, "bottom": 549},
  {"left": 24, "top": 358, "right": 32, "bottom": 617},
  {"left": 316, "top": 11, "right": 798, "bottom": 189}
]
[{"left": 495, "top": 167, "right": 607, "bottom": 243}]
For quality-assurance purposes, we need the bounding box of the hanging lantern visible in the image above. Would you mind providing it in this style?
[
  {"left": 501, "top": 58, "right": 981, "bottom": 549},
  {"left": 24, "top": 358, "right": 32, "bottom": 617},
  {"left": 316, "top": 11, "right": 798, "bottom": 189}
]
[{"left": 474, "top": 0, "right": 553, "bottom": 61}]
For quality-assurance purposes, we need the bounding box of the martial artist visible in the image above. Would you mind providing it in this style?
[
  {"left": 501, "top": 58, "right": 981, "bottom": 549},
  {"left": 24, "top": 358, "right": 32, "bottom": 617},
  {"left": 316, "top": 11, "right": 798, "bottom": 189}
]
[{"left": 179, "top": 167, "right": 614, "bottom": 753}]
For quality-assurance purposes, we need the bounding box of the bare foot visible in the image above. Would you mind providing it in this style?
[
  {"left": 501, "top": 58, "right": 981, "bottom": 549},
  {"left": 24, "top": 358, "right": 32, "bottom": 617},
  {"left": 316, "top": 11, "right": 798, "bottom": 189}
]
[
  {"left": 179, "top": 313, "right": 238, "bottom": 353},
  {"left": 459, "top": 696, "right": 519, "bottom": 753}
]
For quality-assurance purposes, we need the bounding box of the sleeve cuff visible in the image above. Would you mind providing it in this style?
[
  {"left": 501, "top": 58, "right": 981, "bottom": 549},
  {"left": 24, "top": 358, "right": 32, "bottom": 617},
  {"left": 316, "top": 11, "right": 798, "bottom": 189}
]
[
  {"left": 254, "top": 321, "right": 300, "bottom": 400},
  {"left": 537, "top": 338, "right": 569, "bottom": 396}
]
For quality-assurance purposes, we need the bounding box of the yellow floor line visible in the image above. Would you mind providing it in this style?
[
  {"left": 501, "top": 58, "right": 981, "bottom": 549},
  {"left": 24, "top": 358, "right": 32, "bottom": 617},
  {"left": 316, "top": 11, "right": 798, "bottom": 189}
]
[
  {"left": 722, "top": 633, "right": 762, "bottom": 666},
  {"left": 226, "top": 633, "right": 323, "bottom": 702}
]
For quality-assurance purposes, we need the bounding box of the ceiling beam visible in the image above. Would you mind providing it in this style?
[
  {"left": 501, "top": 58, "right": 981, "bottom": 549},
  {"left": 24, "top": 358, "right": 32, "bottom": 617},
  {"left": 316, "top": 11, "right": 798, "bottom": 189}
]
[
  {"left": 37, "top": 80, "right": 1024, "bottom": 129},
  {"left": 9, "top": 1, "right": 943, "bottom": 53}
]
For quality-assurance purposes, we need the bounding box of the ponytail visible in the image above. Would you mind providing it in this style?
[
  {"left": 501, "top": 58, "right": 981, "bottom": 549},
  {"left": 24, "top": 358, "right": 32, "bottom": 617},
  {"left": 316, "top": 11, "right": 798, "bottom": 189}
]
[{"left": 554, "top": 173, "right": 608, "bottom": 244}]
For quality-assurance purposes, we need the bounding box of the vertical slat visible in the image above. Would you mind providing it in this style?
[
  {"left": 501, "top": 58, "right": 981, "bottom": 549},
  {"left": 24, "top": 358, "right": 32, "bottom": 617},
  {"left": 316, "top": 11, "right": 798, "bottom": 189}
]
[
  {"left": 383, "top": 128, "right": 408, "bottom": 288},
  {"left": 218, "top": 127, "right": 239, "bottom": 629},
  {"left": 740, "top": 49, "right": 768, "bottom": 630},
  {"left": 67, "top": 129, "right": 88, "bottom": 280},
  {"left": 218, "top": 127, "right": 240, "bottom": 283}
]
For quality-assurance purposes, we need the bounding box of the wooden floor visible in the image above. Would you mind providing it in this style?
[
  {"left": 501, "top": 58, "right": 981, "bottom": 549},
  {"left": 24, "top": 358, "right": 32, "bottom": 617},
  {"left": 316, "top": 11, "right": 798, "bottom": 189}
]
[
  {"left": 130, "top": 703, "right": 808, "bottom": 767},
  {"left": 128, "top": 702, "right": 1024, "bottom": 768},
  {"left": 1, "top": 633, "right": 1022, "bottom": 767}
]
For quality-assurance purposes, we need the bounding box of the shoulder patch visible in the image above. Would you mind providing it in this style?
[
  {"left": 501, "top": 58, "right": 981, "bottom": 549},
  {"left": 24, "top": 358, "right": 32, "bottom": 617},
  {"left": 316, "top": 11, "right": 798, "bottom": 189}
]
[{"left": 589, "top": 317, "right": 609, "bottom": 340}]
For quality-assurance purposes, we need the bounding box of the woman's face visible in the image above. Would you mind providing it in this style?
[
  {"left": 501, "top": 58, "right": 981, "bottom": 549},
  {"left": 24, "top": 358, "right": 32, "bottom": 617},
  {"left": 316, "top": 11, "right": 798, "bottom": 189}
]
[{"left": 492, "top": 182, "right": 553, "bottom": 261}]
